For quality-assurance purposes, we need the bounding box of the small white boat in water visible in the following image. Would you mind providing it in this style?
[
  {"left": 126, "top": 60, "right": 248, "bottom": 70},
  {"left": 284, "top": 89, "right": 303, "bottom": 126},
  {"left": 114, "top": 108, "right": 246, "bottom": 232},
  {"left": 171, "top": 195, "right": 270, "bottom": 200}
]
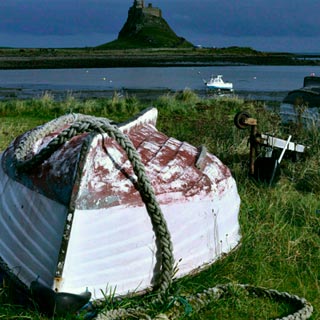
[
  {"left": 0, "top": 108, "right": 240, "bottom": 314},
  {"left": 204, "top": 75, "right": 234, "bottom": 91}
]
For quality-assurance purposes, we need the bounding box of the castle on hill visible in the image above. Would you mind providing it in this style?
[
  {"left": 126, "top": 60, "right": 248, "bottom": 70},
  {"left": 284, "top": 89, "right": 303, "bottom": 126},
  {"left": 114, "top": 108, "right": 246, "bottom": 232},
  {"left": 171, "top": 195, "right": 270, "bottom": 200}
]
[
  {"left": 97, "top": 0, "right": 193, "bottom": 48},
  {"left": 131, "top": 0, "right": 162, "bottom": 18}
]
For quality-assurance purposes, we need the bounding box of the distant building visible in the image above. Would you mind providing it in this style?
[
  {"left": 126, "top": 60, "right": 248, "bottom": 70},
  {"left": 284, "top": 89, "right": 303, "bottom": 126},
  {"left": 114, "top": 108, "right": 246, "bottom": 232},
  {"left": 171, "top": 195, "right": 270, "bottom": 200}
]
[
  {"left": 135, "top": 0, "right": 144, "bottom": 9},
  {"left": 132, "top": 0, "right": 162, "bottom": 18},
  {"left": 111, "top": 0, "right": 193, "bottom": 48}
]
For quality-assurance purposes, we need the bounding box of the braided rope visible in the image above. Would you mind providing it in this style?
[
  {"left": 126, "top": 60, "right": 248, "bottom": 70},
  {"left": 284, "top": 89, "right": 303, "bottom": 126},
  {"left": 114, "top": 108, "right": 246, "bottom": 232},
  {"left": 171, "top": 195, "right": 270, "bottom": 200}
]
[
  {"left": 13, "top": 114, "right": 174, "bottom": 296},
  {"left": 96, "top": 284, "right": 313, "bottom": 320},
  {"left": 12, "top": 114, "right": 313, "bottom": 320},
  {"left": 14, "top": 113, "right": 90, "bottom": 165}
]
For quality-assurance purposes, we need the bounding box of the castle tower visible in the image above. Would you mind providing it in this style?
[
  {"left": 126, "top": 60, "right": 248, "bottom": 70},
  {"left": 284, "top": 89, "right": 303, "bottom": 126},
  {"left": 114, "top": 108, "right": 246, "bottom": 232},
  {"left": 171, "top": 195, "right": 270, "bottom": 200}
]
[
  {"left": 144, "top": 3, "right": 162, "bottom": 17},
  {"left": 114, "top": 0, "right": 192, "bottom": 48},
  {"left": 134, "top": 0, "right": 144, "bottom": 9}
]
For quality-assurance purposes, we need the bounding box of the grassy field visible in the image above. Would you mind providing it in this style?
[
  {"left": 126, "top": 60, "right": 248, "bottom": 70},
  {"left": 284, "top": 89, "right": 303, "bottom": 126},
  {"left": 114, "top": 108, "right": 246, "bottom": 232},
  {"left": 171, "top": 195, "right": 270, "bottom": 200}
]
[{"left": 0, "top": 91, "right": 319, "bottom": 319}]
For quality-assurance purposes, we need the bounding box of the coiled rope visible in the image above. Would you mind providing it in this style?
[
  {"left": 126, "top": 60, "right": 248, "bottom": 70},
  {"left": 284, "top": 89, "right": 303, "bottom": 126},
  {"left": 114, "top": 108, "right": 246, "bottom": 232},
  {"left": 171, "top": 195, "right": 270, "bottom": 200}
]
[
  {"left": 13, "top": 114, "right": 313, "bottom": 319},
  {"left": 96, "top": 283, "right": 314, "bottom": 320}
]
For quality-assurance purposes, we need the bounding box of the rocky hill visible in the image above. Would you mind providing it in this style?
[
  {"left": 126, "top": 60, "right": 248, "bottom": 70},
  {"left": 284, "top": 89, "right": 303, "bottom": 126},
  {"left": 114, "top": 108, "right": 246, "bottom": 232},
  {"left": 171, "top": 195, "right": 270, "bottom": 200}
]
[{"left": 97, "top": 1, "right": 193, "bottom": 49}]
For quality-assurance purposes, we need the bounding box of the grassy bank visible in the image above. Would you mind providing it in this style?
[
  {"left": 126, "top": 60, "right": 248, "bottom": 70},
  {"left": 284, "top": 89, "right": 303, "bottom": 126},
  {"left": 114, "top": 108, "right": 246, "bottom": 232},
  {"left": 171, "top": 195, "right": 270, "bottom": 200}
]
[
  {"left": 0, "top": 91, "right": 319, "bottom": 319},
  {"left": 0, "top": 47, "right": 317, "bottom": 69}
]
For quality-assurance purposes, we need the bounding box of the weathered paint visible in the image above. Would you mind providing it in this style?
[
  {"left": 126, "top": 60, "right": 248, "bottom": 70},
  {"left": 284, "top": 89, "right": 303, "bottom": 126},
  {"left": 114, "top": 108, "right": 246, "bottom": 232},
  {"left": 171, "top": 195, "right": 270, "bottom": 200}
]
[
  {"left": 60, "top": 184, "right": 240, "bottom": 298},
  {"left": 0, "top": 108, "right": 241, "bottom": 300},
  {"left": 76, "top": 124, "right": 232, "bottom": 210},
  {"left": 2, "top": 133, "right": 88, "bottom": 205}
]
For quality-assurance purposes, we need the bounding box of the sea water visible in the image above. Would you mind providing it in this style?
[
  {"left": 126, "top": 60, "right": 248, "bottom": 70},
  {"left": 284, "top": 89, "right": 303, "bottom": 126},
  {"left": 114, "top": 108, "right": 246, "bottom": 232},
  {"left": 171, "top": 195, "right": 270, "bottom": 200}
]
[{"left": 0, "top": 65, "right": 319, "bottom": 102}]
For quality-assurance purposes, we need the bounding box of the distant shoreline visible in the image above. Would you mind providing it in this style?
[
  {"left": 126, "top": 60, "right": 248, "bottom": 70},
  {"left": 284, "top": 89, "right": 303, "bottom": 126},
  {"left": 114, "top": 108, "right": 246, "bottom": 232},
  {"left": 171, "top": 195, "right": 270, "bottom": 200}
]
[{"left": 0, "top": 48, "right": 319, "bottom": 69}]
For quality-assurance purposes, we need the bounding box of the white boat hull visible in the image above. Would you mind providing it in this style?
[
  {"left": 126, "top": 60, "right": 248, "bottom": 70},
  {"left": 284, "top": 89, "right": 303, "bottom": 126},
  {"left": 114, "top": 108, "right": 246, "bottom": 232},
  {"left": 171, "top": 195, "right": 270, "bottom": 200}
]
[
  {"left": 0, "top": 158, "right": 67, "bottom": 289},
  {"left": 206, "top": 83, "right": 233, "bottom": 90},
  {"left": 0, "top": 108, "right": 241, "bottom": 300},
  {"left": 59, "top": 172, "right": 240, "bottom": 299}
]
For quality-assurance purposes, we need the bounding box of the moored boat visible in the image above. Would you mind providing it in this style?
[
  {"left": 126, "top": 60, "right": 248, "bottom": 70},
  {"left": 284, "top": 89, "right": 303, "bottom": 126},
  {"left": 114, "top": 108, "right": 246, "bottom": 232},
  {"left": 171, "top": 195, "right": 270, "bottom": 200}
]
[
  {"left": 204, "top": 74, "right": 234, "bottom": 91},
  {"left": 280, "top": 74, "right": 320, "bottom": 126},
  {"left": 0, "top": 108, "right": 240, "bottom": 312}
]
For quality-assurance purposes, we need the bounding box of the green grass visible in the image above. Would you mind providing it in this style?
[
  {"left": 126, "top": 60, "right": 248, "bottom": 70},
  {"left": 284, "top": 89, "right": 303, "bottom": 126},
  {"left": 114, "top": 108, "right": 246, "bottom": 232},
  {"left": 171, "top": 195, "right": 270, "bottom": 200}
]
[{"left": 0, "top": 92, "right": 319, "bottom": 319}]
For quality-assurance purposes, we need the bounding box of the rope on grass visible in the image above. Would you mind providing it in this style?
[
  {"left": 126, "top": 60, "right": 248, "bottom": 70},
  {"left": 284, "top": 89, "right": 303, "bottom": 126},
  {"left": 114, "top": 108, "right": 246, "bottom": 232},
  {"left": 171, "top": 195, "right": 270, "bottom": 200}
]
[
  {"left": 13, "top": 113, "right": 174, "bottom": 297},
  {"left": 13, "top": 113, "right": 314, "bottom": 320},
  {"left": 96, "top": 284, "right": 313, "bottom": 320}
]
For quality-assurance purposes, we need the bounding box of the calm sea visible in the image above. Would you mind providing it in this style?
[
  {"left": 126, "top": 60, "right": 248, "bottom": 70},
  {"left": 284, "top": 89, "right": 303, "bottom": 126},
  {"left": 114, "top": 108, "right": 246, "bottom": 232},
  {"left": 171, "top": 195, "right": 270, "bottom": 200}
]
[{"left": 0, "top": 65, "right": 319, "bottom": 102}]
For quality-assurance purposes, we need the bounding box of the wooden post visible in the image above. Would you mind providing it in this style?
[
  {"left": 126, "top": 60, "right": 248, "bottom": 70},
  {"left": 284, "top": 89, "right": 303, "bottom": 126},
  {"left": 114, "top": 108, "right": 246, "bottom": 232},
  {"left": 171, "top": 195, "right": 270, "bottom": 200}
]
[{"left": 249, "top": 124, "right": 257, "bottom": 176}]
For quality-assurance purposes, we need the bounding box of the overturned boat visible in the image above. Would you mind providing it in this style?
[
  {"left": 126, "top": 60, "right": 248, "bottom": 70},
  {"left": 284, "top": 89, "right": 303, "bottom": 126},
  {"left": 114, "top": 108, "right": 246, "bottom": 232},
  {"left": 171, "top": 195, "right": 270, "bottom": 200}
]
[
  {"left": 0, "top": 108, "right": 240, "bottom": 312},
  {"left": 280, "top": 74, "right": 320, "bottom": 126}
]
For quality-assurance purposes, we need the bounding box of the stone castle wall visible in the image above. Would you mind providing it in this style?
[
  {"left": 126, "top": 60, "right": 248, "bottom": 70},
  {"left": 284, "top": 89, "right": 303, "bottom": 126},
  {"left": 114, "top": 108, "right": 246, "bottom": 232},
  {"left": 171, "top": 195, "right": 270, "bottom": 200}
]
[{"left": 134, "top": 1, "right": 162, "bottom": 18}]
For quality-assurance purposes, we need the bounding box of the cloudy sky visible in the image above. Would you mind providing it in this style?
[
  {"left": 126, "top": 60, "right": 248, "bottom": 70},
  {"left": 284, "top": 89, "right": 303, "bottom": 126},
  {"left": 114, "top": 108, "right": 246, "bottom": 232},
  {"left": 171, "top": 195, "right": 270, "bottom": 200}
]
[{"left": 1, "top": 0, "right": 320, "bottom": 52}]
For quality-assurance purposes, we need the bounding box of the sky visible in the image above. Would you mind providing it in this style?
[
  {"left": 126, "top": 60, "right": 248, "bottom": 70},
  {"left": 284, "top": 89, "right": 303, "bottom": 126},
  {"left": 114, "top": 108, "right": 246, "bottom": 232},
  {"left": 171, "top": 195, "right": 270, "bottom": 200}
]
[{"left": 1, "top": 0, "right": 320, "bottom": 52}]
